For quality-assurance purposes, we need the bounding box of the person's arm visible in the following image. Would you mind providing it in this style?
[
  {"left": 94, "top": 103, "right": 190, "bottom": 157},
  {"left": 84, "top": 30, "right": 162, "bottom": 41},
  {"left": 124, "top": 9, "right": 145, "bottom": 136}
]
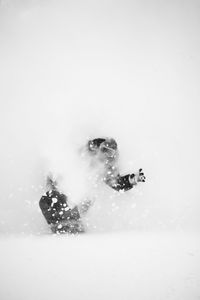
[{"left": 108, "top": 169, "right": 146, "bottom": 192}]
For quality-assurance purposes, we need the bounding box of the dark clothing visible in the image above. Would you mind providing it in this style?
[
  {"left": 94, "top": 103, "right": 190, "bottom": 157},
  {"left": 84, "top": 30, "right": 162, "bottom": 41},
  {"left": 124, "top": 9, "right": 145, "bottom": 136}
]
[
  {"left": 39, "top": 190, "right": 83, "bottom": 234},
  {"left": 112, "top": 174, "right": 134, "bottom": 192},
  {"left": 104, "top": 172, "right": 135, "bottom": 192}
]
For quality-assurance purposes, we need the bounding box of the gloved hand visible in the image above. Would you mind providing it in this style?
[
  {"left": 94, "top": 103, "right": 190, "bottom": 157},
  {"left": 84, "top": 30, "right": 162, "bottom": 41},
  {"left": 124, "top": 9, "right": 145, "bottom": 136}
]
[
  {"left": 129, "top": 168, "right": 146, "bottom": 186},
  {"left": 137, "top": 168, "right": 146, "bottom": 182}
]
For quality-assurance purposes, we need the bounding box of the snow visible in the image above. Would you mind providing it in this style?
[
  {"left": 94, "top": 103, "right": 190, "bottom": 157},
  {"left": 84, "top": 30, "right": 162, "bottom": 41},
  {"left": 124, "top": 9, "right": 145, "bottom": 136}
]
[
  {"left": 51, "top": 197, "right": 58, "bottom": 205},
  {"left": 0, "top": 233, "right": 199, "bottom": 300},
  {"left": 0, "top": 0, "right": 200, "bottom": 299}
]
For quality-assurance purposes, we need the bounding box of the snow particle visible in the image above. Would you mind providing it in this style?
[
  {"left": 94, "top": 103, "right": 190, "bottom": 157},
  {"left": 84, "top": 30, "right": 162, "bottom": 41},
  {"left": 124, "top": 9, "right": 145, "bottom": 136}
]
[{"left": 51, "top": 198, "right": 58, "bottom": 205}]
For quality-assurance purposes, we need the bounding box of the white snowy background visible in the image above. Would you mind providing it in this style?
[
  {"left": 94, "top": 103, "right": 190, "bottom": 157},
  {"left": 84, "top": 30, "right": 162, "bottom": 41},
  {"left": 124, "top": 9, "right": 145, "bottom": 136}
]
[{"left": 0, "top": 0, "right": 199, "bottom": 299}]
